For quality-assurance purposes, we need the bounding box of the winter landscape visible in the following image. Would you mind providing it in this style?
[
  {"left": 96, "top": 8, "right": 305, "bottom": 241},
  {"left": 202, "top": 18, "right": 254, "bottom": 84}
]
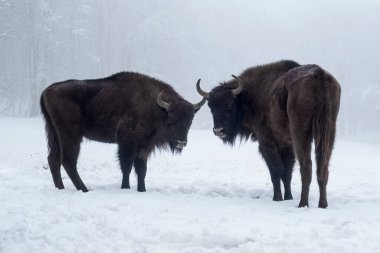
[
  {"left": 1, "top": 118, "right": 380, "bottom": 253},
  {"left": 1, "top": 1, "right": 380, "bottom": 253}
]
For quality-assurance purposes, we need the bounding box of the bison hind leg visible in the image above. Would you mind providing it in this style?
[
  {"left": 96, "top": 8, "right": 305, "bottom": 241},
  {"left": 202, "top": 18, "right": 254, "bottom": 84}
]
[
  {"left": 315, "top": 129, "right": 335, "bottom": 209},
  {"left": 60, "top": 137, "right": 88, "bottom": 192},
  {"left": 48, "top": 146, "right": 64, "bottom": 190},
  {"left": 291, "top": 131, "right": 313, "bottom": 208}
]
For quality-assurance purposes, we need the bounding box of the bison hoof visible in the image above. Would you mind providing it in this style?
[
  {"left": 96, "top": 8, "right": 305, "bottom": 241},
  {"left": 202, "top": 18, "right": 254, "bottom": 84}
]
[
  {"left": 121, "top": 185, "right": 130, "bottom": 189},
  {"left": 284, "top": 193, "right": 293, "bottom": 200},
  {"left": 79, "top": 186, "right": 88, "bottom": 192},
  {"left": 273, "top": 195, "right": 283, "bottom": 201},
  {"left": 318, "top": 201, "right": 328, "bottom": 209},
  {"left": 137, "top": 188, "right": 146, "bottom": 192},
  {"left": 298, "top": 201, "right": 309, "bottom": 208}
]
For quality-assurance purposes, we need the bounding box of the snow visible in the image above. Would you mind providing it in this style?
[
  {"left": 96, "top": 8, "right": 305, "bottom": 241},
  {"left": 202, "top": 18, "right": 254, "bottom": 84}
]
[{"left": 1, "top": 117, "right": 380, "bottom": 253}]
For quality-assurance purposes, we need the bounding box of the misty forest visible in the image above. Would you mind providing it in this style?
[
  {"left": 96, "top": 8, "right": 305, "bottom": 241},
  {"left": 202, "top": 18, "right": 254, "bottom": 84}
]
[{"left": 1, "top": 0, "right": 380, "bottom": 137}]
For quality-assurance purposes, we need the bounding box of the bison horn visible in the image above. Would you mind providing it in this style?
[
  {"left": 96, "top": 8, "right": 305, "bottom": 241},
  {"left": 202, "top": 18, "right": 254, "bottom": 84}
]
[
  {"left": 196, "top": 79, "right": 210, "bottom": 99},
  {"left": 193, "top": 97, "right": 207, "bottom": 111},
  {"left": 157, "top": 92, "right": 170, "bottom": 110},
  {"left": 231, "top": 75, "right": 243, "bottom": 96}
]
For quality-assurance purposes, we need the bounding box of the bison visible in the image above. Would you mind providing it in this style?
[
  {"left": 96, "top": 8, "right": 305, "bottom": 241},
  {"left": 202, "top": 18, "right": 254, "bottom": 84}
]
[
  {"left": 40, "top": 72, "right": 206, "bottom": 192},
  {"left": 197, "top": 60, "right": 341, "bottom": 208}
]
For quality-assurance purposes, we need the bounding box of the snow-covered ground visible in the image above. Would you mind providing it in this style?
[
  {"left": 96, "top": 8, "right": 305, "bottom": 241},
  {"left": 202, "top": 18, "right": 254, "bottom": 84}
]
[{"left": 1, "top": 117, "right": 380, "bottom": 253}]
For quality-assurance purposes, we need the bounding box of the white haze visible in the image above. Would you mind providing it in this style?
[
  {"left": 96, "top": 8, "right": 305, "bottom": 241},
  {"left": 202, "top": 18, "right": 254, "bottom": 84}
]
[{"left": 0, "top": 0, "right": 380, "bottom": 138}]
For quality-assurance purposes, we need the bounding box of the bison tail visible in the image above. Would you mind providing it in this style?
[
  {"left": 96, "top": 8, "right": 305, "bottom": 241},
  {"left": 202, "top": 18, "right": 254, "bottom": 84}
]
[
  {"left": 312, "top": 70, "right": 337, "bottom": 184},
  {"left": 40, "top": 92, "right": 61, "bottom": 165}
]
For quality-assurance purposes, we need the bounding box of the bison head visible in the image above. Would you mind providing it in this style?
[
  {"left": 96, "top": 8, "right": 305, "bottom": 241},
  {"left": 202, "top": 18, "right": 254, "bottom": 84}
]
[
  {"left": 157, "top": 83, "right": 206, "bottom": 152},
  {"left": 197, "top": 75, "right": 243, "bottom": 144}
]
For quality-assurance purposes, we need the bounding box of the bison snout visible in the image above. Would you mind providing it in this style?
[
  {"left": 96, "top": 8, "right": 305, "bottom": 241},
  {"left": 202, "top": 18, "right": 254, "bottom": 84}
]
[
  {"left": 213, "top": 128, "right": 226, "bottom": 139},
  {"left": 176, "top": 140, "right": 187, "bottom": 149}
]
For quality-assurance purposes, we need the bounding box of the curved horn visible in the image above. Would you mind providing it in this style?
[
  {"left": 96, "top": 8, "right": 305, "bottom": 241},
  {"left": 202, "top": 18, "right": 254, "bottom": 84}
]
[
  {"left": 196, "top": 78, "right": 210, "bottom": 99},
  {"left": 193, "top": 97, "right": 207, "bottom": 111},
  {"left": 157, "top": 92, "right": 170, "bottom": 110},
  {"left": 231, "top": 75, "right": 243, "bottom": 96}
]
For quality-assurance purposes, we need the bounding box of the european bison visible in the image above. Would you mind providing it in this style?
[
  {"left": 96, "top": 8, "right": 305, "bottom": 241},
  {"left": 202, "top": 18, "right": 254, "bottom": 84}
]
[
  {"left": 41, "top": 72, "right": 206, "bottom": 192},
  {"left": 197, "top": 60, "right": 341, "bottom": 208}
]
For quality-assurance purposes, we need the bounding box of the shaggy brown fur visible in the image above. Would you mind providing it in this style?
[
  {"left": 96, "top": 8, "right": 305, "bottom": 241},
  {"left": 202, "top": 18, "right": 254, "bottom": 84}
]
[
  {"left": 41, "top": 72, "right": 205, "bottom": 192},
  {"left": 198, "top": 60, "right": 341, "bottom": 208}
]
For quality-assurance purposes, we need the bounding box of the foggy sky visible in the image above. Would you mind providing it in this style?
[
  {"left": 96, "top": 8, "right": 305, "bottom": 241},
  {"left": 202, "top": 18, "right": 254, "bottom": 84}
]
[{"left": 1, "top": 0, "right": 379, "bottom": 136}]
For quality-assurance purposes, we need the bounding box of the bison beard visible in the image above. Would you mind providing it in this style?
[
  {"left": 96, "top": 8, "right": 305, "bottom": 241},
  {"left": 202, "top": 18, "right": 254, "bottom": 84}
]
[
  {"left": 197, "top": 60, "right": 341, "bottom": 208},
  {"left": 40, "top": 72, "right": 206, "bottom": 192}
]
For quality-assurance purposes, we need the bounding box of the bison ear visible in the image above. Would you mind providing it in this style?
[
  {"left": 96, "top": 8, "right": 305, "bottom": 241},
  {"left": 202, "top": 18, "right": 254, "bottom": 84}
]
[{"left": 157, "top": 92, "right": 170, "bottom": 111}]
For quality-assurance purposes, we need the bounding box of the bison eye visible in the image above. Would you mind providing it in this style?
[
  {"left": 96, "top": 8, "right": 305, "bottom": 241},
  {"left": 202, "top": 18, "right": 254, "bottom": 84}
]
[{"left": 167, "top": 115, "right": 175, "bottom": 124}]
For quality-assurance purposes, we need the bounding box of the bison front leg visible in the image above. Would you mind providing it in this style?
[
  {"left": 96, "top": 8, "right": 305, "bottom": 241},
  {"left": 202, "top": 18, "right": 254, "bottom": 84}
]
[
  {"left": 280, "top": 146, "right": 296, "bottom": 200},
  {"left": 259, "top": 143, "right": 285, "bottom": 201},
  {"left": 134, "top": 157, "right": 147, "bottom": 192},
  {"left": 118, "top": 145, "right": 134, "bottom": 189}
]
